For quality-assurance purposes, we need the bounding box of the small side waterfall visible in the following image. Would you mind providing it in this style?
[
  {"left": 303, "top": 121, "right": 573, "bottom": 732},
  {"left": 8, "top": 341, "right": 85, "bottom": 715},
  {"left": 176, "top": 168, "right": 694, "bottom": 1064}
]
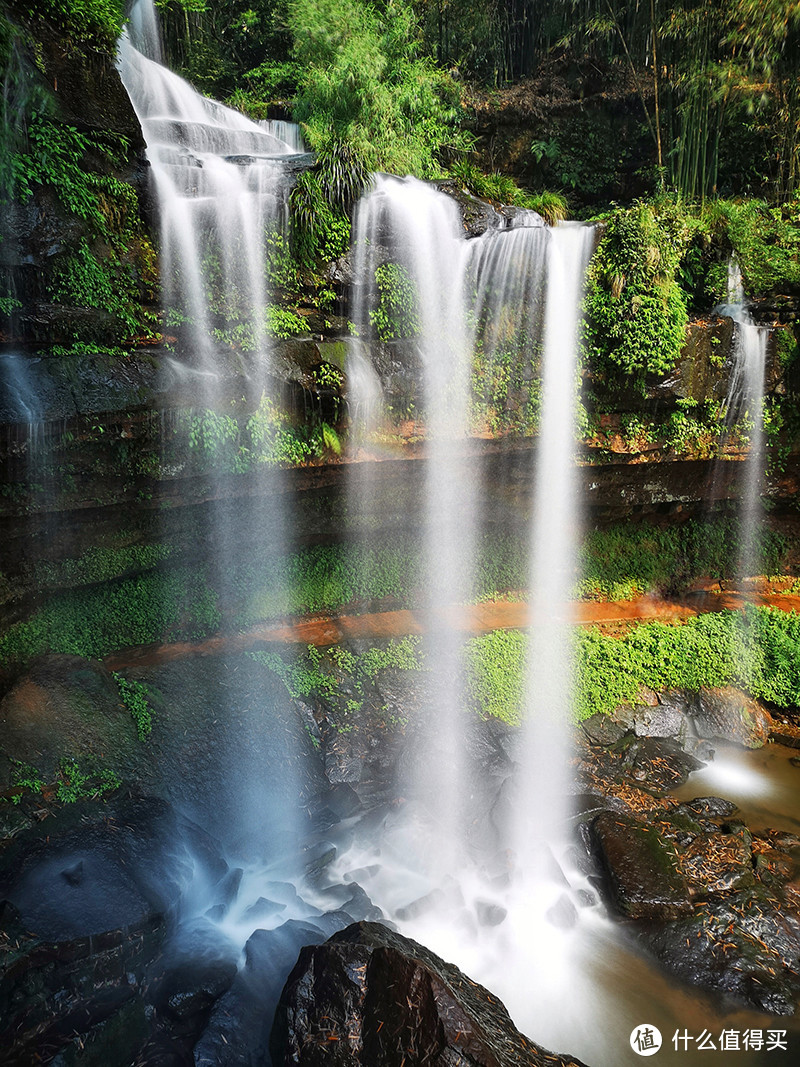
[{"left": 722, "top": 258, "right": 769, "bottom": 591}]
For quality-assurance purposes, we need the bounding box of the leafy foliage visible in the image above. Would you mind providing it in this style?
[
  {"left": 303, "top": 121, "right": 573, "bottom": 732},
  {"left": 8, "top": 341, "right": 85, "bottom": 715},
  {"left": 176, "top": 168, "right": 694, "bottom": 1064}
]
[
  {"left": 18, "top": 0, "right": 126, "bottom": 47},
  {"left": 584, "top": 200, "right": 692, "bottom": 382},
  {"left": 250, "top": 635, "right": 422, "bottom": 730},
  {"left": 113, "top": 673, "right": 154, "bottom": 739},
  {"left": 290, "top": 0, "right": 468, "bottom": 177},
  {"left": 7, "top": 757, "right": 120, "bottom": 805},
  {"left": 466, "top": 607, "right": 800, "bottom": 724},
  {"left": 370, "top": 263, "right": 419, "bottom": 341},
  {"left": 0, "top": 567, "right": 221, "bottom": 667},
  {"left": 450, "top": 160, "right": 568, "bottom": 222}
]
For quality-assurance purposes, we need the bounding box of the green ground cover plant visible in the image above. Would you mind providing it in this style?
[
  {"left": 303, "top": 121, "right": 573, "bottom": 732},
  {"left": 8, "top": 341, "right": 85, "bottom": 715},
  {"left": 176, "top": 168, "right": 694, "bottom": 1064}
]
[
  {"left": 466, "top": 607, "right": 800, "bottom": 724},
  {"left": 113, "top": 673, "right": 154, "bottom": 739},
  {"left": 1, "top": 518, "right": 789, "bottom": 671},
  {"left": 6, "top": 757, "right": 120, "bottom": 805},
  {"left": 250, "top": 635, "right": 422, "bottom": 731}
]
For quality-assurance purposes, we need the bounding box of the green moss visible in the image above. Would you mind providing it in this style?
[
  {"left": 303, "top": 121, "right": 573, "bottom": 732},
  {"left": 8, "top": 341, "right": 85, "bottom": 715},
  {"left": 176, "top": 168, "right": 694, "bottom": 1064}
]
[
  {"left": 0, "top": 567, "right": 220, "bottom": 667},
  {"left": 32, "top": 545, "right": 174, "bottom": 589},
  {"left": 4, "top": 518, "right": 791, "bottom": 674},
  {"left": 466, "top": 607, "right": 800, "bottom": 724}
]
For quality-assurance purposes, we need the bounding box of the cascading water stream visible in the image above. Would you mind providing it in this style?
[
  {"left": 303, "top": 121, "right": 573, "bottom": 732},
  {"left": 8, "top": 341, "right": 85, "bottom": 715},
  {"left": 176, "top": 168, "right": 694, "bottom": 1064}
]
[
  {"left": 118, "top": 0, "right": 311, "bottom": 865},
  {"left": 342, "top": 180, "right": 612, "bottom": 1058},
  {"left": 118, "top": 1, "right": 303, "bottom": 376},
  {"left": 722, "top": 259, "right": 769, "bottom": 593}
]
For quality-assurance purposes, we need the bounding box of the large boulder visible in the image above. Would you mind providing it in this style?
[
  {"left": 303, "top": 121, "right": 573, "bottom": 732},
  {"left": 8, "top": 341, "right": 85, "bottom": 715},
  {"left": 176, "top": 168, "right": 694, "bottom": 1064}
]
[
  {"left": 592, "top": 811, "right": 692, "bottom": 920},
  {"left": 0, "top": 655, "right": 140, "bottom": 791},
  {"left": 271, "top": 920, "right": 589, "bottom": 1067},
  {"left": 690, "top": 688, "right": 773, "bottom": 748}
]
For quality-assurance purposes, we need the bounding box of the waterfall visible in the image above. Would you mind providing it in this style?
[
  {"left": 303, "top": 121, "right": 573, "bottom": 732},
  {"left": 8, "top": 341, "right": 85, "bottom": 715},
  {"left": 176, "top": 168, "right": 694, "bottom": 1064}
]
[
  {"left": 512, "top": 223, "right": 595, "bottom": 856},
  {"left": 342, "top": 176, "right": 610, "bottom": 1058},
  {"left": 0, "top": 353, "right": 44, "bottom": 461},
  {"left": 118, "top": 3, "right": 302, "bottom": 375},
  {"left": 721, "top": 259, "right": 769, "bottom": 591},
  {"left": 117, "top": 0, "right": 308, "bottom": 859}
]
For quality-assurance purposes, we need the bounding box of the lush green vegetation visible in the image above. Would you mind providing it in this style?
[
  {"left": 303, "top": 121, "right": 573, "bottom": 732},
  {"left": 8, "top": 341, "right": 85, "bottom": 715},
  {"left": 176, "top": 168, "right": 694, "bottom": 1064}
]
[
  {"left": 152, "top": 0, "right": 800, "bottom": 205},
  {"left": 466, "top": 607, "right": 800, "bottom": 724},
  {"left": 0, "top": 566, "right": 220, "bottom": 667},
  {"left": 15, "top": 0, "right": 126, "bottom": 47},
  {"left": 251, "top": 635, "right": 422, "bottom": 729},
  {"left": 0, "top": 0, "right": 157, "bottom": 357},
  {"left": 6, "top": 757, "right": 120, "bottom": 804},
  {"left": 1, "top": 518, "right": 789, "bottom": 671},
  {"left": 32, "top": 545, "right": 173, "bottom": 590},
  {"left": 113, "top": 673, "right": 154, "bottom": 739},
  {"left": 584, "top": 200, "right": 692, "bottom": 383},
  {"left": 291, "top": 0, "right": 468, "bottom": 177},
  {"left": 178, "top": 395, "right": 341, "bottom": 472},
  {"left": 449, "top": 161, "right": 568, "bottom": 224},
  {"left": 578, "top": 519, "right": 787, "bottom": 600}
]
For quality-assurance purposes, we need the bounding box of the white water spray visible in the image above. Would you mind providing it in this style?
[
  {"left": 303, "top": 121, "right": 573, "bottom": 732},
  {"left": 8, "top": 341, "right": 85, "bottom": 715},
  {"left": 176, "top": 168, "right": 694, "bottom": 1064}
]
[
  {"left": 118, "top": 3, "right": 302, "bottom": 374},
  {"left": 725, "top": 265, "right": 768, "bottom": 591}
]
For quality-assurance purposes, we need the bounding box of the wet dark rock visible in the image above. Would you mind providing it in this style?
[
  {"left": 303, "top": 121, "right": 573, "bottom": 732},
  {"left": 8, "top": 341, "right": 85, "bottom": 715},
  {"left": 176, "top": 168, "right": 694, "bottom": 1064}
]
[
  {"left": 324, "top": 729, "right": 369, "bottom": 785},
  {"left": 0, "top": 655, "right": 139, "bottom": 791},
  {"left": 0, "top": 901, "right": 162, "bottom": 1066},
  {"left": 476, "top": 899, "right": 507, "bottom": 927},
  {"left": 341, "top": 882, "right": 384, "bottom": 922},
  {"left": 157, "top": 957, "right": 238, "bottom": 1022},
  {"left": 323, "top": 782, "right": 364, "bottom": 820},
  {"left": 272, "top": 921, "right": 589, "bottom": 1066},
  {"left": 47, "top": 994, "right": 150, "bottom": 1067},
  {"left": 581, "top": 712, "right": 628, "bottom": 746},
  {"left": 621, "top": 736, "right": 702, "bottom": 793},
  {"left": 303, "top": 841, "right": 338, "bottom": 879},
  {"left": 435, "top": 179, "right": 504, "bottom": 238},
  {"left": 690, "top": 689, "right": 772, "bottom": 748},
  {"left": 649, "top": 318, "right": 735, "bottom": 404},
  {"left": 214, "top": 866, "right": 244, "bottom": 910},
  {"left": 593, "top": 810, "right": 692, "bottom": 920},
  {"left": 0, "top": 794, "right": 187, "bottom": 941},
  {"left": 681, "top": 830, "right": 755, "bottom": 894},
  {"left": 243, "top": 896, "right": 286, "bottom": 922},
  {"left": 684, "top": 796, "right": 739, "bottom": 819},
  {"left": 194, "top": 920, "right": 329, "bottom": 1067},
  {"left": 643, "top": 888, "right": 800, "bottom": 1014},
  {"left": 546, "top": 894, "right": 578, "bottom": 930}
]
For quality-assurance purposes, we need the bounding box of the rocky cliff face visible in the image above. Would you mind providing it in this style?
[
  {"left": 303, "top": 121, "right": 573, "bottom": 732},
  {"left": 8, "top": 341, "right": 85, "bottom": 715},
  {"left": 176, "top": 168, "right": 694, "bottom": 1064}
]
[{"left": 1, "top": 8, "right": 156, "bottom": 364}]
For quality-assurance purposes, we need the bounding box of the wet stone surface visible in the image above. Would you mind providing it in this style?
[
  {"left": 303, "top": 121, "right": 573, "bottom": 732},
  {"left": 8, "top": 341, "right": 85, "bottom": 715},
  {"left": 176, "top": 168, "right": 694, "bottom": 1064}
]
[{"left": 271, "top": 921, "right": 589, "bottom": 1067}]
